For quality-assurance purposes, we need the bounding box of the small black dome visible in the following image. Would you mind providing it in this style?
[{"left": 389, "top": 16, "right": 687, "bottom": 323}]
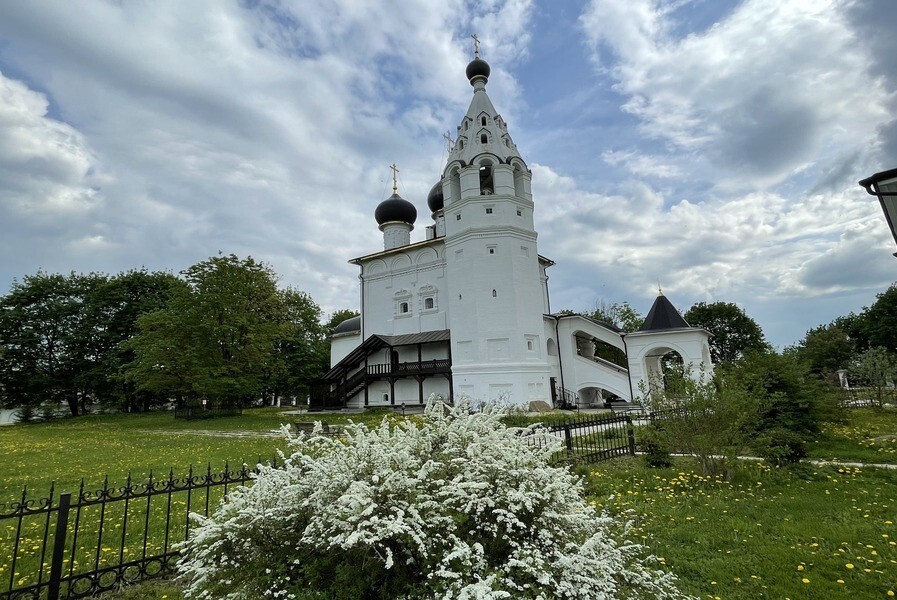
[
  {"left": 332, "top": 315, "right": 361, "bottom": 335},
  {"left": 375, "top": 193, "right": 417, "bottom": 226},
  {"left": 466, "top": 58, "right": 490, "bottom": 83},
  {"left": 427, "top": 181, "right": 444, "bottom": 213}
]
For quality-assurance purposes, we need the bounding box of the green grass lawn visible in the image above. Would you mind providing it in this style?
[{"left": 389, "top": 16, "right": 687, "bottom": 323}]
[
  {"left": 583, "top": 458, "right": 896, "bottom": 600},
  {"left": 2, "top": 406, "right": 896, "bottom": 599},
  {"left": 0, "top": 406, "right": 410, "bottom": 501},
  {"left": 808, "top": 408, "right": 897, "bottom": 465}
]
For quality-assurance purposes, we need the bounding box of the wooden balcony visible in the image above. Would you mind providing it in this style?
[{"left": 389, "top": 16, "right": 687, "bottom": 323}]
[{"left": 367, "top": 359, "right": 451, "bottom": 378}]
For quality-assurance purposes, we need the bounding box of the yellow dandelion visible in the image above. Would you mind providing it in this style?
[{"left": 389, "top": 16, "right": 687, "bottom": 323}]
[
  {"left": 797, "top": 565, "right": 804, "bottom": 572},
  {"left": 846, "top": 563, "right": 855, "bottom": 569},
  {"left": 802, "top": 578, "right": 810, "bottom": 584}
]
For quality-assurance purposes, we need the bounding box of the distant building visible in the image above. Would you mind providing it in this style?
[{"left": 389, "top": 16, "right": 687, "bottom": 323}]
[{"left": 316, "top": 55, "right": 711, "bottom": 410}]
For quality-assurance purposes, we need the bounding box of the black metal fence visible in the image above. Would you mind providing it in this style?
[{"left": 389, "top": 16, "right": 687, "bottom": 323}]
[
  {"left": 0, "top": 461, "right": 275, "bottom": 599},
  {"left": 525, "top": 413, "right": 636, "bottom": 463},
  {"left": 173, "top": 406, "right": 243, "bottom": 420},
  {"left": 840, "top": 387, "right": 897, "bottom": 408}
]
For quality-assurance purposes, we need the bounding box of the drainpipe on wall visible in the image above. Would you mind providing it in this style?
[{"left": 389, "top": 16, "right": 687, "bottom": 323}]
[{"left": 621, "top": 333, "right": 636, "bottom": 403}]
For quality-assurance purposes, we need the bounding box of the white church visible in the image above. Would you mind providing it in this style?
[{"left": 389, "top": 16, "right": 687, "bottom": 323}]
[{"left": 314, "top": 52, "right": 712, "bottom": 410}]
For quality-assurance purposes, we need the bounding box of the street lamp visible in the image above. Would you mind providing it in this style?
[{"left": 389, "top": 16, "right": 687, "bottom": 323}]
[{"left": 859, "top": 167, "right": 897, "bottom": 256}]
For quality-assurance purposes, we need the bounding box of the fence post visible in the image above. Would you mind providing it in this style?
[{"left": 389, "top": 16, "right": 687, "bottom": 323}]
[
  {"left": 625, "top": 416, "right": 636, "bottom": 456},
  {"left": 563, "top": 424, "right": 574, "bottom": 457},
  {"left": 47, "top": 492, "right": 71, "bottom": 600}
]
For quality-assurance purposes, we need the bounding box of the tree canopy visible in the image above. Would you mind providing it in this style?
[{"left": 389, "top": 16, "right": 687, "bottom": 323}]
[
  {"left": 684, "top": 301, "right": 768, "bottom": 364},
  {"left": 125, "top": 254, "right": 323, "bottom": 407},
  {"left": 0, "top": 270, "right": 180, "bottom": 416},
  {"left": 1, "top": 256, "right": 329, "bottom": 418},
  {"left": 587, "top": 299, "right": 643, "bottom": 332}
]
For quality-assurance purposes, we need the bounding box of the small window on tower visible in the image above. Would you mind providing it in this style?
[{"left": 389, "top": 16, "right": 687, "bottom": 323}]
[
  {"left": 480, "top": 134, "right": 487, "bottom": 144},
  {"left": 492, "top": 289, "right": 497, "bottom": 298},
  {"left": 485, "top": 207, "right": 493, "bottom": 214},
  {"left": 488, "top": 248, "right": 495, "bottom": 255},
  {"left": 481, "top": 116, "right": 487, "bottom": 126},
  {"left": 456, "top": 213, "right": 461, "bottom": 221},
  {"left": 517, "top": 209, "right": 522, "bottom": 216}
]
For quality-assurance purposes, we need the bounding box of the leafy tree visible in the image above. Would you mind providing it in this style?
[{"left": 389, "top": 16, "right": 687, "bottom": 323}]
[
  {"left": 724, "top": 350, "right": 840, "bottom": 464},
  {"left": 0, "top": 272, "right": 103, "bottom": 416},
  {"left": 684, "top": 301, "right": 768, "bottom": 364},
  {"left": 587, "top": 299, "right": 643, "bottom": 332},
  {"left": 857, "top": 284, "right": 897, "bottom": 353},
  {"left": 851, "top": 346, "right": 897, "bottom": 408},
  {"left": 642, "top": 366, "right": 757, "bottom": 478},
  {"left": 794, "top": 324, "right": 856, "bottom": 376},
  {"left": 82, "top": 270, "right": 182, "bottom": 412},
  {"left": 265, "top": 288, "right": 328, "bottom": 406},
  {"left": 125, "top": 254, "right": 297, "bottom": 407}
]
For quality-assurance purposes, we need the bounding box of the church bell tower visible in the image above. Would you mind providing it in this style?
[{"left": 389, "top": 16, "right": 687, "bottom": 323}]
[{"left": 438, "top": 44, "right": 552, "bottom": 406}]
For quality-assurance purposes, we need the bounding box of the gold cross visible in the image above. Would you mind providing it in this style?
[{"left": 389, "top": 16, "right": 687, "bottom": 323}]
[
  {"left": 471, "top": 33, "right": 480, "bottom": 58},
  {"left": 443, "top": 130, "right": 453, "bottom": 152},
  {"left": 390, "top": 163, "right": 399, "bottom": 194}
]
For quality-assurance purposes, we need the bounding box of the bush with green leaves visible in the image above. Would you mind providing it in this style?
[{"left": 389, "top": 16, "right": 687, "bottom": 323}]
[
  {"left": 642, "top": 367, "right": 758, "bottom": 478},
  {"left": 176, "top": 400, "right": 687, "bottom": 599},
  {"left": 851, "top": 346, "right": 897, "bottom": 408},
  {"left": 724, "top": 350, "right": 841, "bottom": 463}
]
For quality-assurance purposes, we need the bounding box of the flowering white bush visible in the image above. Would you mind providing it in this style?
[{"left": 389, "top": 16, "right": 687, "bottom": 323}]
[{"left": 176, "top": 399, "right": 689, "bottom": 599}]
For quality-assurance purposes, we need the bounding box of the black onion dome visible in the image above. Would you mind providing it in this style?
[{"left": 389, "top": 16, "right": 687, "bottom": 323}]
[
  {"left": 427, "top": 181, "right": 444, "bottom": 213},
  {"left": 466, "top": 58, "right": 490, "bottom": 83},
  {"left": 332, "top": 315, "right": 361, "bottom": 335},
  {"left": 375, "top": 193, "right": 417, "bottom": 226}
]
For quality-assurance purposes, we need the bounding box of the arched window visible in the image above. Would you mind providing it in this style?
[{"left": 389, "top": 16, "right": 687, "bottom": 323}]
[
  {"left": 492, "top": 289, "right": 497, "bottom": 298},
  {"left": 400, "top": 302, "right": 409, "bottom": 313},
  {"left": 480, "top": 134, "right": 487, "bottom": 144},
  {"left": 424, "top": 297, "right": 434, "bottom": 310},
  {"left": 481, "top": 116, "right": 487, "bottom": 126},
  {"left": 479, "top": 162, "right": 494, "bottom": 195}
]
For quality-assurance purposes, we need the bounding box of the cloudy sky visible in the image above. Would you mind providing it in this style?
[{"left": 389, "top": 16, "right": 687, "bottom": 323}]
[{"left": 0, "top": 0, "right": 895, "bottom": 347}]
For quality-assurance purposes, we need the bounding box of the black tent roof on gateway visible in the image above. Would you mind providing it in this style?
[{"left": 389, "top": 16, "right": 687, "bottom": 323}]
[{"left": 639, "top": 293, "right": 690, "bottom": 331}]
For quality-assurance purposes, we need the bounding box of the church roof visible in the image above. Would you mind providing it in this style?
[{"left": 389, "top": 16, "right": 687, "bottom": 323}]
[
  {"left": 332, "top": 315, "right": 361, "bottom": 335},
  {"left": 445, "top": 57, "right": 524, "bottom": 171},
  {"left": 322, "top": 330, "right": 451, "bottom": 381},
  {"left": 638, "top": 294, "right": 690, "bottom": 331}
]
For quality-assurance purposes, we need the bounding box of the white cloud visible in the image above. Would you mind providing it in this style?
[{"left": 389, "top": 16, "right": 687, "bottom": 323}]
[
  {"left": 0, "top": 0, "right": 535, "bottom": 313},
  {"left": 532, "top": 161, "right": 892, "bottom": 307},
  {"left": 0, "top": 71, "right": 98, "bottom": 217},
  {"left": 580, "top": 0, "right": 891, "bottom": 188}
]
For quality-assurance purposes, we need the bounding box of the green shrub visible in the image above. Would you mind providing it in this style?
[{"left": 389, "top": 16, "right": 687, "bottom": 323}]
[
  {"left": 751, "top": 427, "right": 807, "bottom": 466},
  {"left": 177, "top": 399, "right": 688, "bottom": 599}
]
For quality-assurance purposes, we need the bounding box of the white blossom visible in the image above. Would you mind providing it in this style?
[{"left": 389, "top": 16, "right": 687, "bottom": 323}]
[{"left": 176, "top": 397, "right": 690, "bottom": 599}]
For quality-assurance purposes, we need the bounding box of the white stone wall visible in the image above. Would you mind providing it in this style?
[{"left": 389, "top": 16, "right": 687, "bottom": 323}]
[
  {"left": 359, "top": 242, "right": 447, "bottom": 338},
  {"left": 625, "top": 328, "right": 713, "bottom": 401}
]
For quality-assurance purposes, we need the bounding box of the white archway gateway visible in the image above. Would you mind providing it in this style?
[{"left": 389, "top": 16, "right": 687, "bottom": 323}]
[{"left": 625, "top": 293, "right": 713, "bottom": 402}]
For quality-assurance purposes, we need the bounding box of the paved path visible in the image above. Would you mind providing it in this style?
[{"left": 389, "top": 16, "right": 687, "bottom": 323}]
[{"left": 137, "top": 428, "right": 285, "bottom": 439}]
